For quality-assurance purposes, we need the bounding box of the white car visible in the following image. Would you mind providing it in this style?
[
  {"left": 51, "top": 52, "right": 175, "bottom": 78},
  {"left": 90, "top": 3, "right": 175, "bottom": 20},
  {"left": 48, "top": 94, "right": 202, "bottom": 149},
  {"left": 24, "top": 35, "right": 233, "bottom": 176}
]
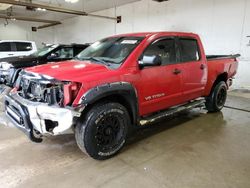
[{"left": 0, "top": 40, "right": 37, "bottom": 59}]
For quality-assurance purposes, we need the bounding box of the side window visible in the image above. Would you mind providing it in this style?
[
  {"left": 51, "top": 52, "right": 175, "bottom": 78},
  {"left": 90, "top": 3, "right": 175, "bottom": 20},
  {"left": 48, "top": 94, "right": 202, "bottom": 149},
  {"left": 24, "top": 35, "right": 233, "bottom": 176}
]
[
  {"left": 74, "top": 47, "right": 85, "bottom": 56},
  {"left": 14, "top": 42, "right": 33, "bottom": 52},
  {"left": 0, "top": 42, "right": 11, "bottom": 52},
  {"left": 179, "top": 38, "right": 200, "bottom": 62},
  {"left": 50, "top": 47, "right": 74, "bottom": 59},
  {"left": 143, "top": 38, "right": 176, "bottom": 65}
]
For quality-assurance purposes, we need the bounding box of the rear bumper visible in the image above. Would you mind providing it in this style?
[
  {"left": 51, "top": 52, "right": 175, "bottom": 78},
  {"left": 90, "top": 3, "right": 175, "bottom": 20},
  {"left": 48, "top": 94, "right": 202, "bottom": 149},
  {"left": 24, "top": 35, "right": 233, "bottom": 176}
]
[{"left": 5, "top": 93, "right": 83, "bottom": 142}]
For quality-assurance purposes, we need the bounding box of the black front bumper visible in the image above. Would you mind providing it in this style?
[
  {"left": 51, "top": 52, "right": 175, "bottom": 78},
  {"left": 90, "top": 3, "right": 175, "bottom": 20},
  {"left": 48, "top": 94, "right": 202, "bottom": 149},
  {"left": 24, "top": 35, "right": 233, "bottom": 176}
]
[{"left": 5, "top": 94, "right": 43, "bottom": 143}]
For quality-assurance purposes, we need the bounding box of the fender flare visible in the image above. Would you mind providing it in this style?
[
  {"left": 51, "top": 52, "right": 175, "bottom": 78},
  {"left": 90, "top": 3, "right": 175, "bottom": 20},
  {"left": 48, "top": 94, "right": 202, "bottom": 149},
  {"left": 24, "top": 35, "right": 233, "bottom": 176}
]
[{"left": 80, "top": 82, "right": 139, "bottom": 125}]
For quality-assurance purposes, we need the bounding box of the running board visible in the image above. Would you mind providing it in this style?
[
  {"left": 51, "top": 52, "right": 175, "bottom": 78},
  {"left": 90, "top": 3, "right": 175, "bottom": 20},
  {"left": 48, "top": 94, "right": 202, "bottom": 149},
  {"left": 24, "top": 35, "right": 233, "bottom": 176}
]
[{"left": 139, "top": 99, "right": 205, "bottom": 126}]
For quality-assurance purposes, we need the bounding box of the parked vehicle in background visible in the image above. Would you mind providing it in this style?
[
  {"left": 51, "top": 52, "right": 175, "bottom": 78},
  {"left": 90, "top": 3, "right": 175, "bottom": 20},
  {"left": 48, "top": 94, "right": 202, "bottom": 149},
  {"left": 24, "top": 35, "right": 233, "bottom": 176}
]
[
  {"left": 4, "top": 32, "right": 239, "bottom": 160},
  {"left": 0, "top": 40, "right": 37, "bottom": 59},
  {"left": 0, "top": 43, "right": 89, "bottom": 87}
]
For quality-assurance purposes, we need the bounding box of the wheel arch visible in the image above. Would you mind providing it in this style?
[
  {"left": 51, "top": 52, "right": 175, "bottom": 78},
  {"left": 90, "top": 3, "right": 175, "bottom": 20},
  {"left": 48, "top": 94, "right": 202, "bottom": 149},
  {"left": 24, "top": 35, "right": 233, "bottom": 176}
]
[
  {"left": 215, "top": 72, "right": 228, "bottom": 84},
  {"left": 80, "top": 82, "right": 139, "bottom": 126},
  {"left": 205, "top": 72, "right": 229, "bottom": 96},
  {"left": 212, "top": 72, "right": 228, "bottom": 90}
]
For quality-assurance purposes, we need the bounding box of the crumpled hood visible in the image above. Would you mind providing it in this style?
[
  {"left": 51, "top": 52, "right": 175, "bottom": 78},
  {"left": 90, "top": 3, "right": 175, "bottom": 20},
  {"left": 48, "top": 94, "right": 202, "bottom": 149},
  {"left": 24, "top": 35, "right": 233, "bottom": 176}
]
[{"left": 25, "top": 60, "right": 111, "bottom": 82}]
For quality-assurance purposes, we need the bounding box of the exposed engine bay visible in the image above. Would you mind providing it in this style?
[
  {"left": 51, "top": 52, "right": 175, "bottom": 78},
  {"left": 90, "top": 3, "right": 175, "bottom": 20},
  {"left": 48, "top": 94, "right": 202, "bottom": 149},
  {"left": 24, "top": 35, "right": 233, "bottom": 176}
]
[
  {"left": 15, "top": 71, "right": 80, "bottom": 107},
  {"left": 4, "top": 71, "right": 83, "bottom": 138}
]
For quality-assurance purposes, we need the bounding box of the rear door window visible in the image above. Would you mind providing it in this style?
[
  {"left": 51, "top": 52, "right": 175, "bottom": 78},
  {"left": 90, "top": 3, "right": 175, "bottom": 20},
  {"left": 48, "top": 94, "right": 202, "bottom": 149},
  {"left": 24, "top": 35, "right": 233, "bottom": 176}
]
[
  {"left": 14, "top": 42, "right": 33, "bottom": 52},
  {"left": 0, "top": 42, "right": 11, "bottom": 52},
  {"left": 179, "top": 38, "right": 200, "bottom": 62}
]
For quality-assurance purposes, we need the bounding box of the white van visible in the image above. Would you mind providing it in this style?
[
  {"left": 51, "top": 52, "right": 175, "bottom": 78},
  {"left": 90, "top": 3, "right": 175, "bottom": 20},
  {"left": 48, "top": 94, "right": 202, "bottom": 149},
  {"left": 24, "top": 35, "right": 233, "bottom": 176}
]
[{"left": 0, "top": 40, "right": 37, "bottom": 59}]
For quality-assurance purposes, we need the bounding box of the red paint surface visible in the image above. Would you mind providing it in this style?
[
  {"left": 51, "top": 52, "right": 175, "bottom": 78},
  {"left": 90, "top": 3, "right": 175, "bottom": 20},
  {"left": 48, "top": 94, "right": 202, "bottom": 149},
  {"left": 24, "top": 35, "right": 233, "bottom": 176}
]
[{"left": 25, "top": 32, "right": 238, "bottom": 116}]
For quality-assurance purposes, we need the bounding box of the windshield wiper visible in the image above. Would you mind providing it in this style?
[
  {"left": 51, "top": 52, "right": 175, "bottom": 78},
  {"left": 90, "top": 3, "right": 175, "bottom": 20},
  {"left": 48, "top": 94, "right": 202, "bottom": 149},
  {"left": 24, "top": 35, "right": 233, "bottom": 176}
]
[
  {"left": 99, "top": 58, "right": 120, "bottom": 64},
  {"left": 74, "top": 56, "right": 81, "bottom": 60},
  {"left": 77, "top": 57, "right": 110, "bottom": 66}
]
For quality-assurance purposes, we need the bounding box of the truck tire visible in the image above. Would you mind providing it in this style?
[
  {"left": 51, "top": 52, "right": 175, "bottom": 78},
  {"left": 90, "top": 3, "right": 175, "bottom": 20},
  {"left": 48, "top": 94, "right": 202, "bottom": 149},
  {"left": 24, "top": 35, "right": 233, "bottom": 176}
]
[
  {"left": 75, "top": 102, "right": 130, "bottom": 160},
  {"left": 205, "top": 81, "right": 227, "bottom": 112}
]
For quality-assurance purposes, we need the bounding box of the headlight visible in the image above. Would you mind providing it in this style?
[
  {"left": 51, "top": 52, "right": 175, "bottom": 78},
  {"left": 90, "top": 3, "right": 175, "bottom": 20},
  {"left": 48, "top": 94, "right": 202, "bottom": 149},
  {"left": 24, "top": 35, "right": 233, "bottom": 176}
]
[
  {"left": 0, "top": 62, "right": 13, "bottom": 70},
  {"left": 63, "top": 82, "right": 82, "bottom": 106}
]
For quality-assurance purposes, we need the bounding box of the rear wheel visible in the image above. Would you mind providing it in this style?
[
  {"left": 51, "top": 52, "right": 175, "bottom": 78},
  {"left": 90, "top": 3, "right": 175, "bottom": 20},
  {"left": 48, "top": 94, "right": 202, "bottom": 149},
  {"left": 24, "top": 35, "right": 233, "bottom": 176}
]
[
  {"left": 205, "top": 81, "right": 227, "bottom": 112},
  {"left": 75, "top": 102, "right": 129, "bottom": 160}
]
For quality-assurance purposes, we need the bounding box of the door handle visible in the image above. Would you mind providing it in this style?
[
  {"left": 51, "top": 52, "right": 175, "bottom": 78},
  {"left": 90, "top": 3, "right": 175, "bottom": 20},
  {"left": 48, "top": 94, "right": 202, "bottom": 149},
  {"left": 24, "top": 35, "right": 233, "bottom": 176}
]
[
  {"left": 200, "top": 64, "right": 205, "bottom": 70},
  {"left": 8, "top": 54, "right": 14, "bottom": 56},
  {"left": 173, "top": 68, "right": 182, "bottom": 75}
]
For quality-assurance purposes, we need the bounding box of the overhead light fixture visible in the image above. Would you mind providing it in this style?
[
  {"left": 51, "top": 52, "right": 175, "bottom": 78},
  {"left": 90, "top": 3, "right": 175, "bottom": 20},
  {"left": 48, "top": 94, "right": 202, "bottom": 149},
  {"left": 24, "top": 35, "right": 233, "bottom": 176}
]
[
  {"left": 0, "top": 14, "right": 61, "bottom": 30},
  {"left": 36, "top": 7, "right": 46, "bottom": 11},
  {"left": 65, "top": 0, "right": 79, "bottom": 3},
  {"left": 0, "top": 3, "right": 12, "bottom": 10},
  {"left": 152, "top": 0, "right": 169, "bottom": 2},
  {"left": 0, "top": 0, "right": 118, "bottom": 21}
]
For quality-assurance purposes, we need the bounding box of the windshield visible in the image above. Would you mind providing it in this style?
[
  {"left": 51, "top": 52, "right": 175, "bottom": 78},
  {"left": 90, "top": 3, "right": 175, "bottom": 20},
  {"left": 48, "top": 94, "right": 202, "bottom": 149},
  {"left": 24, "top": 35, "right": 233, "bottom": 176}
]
[
  {"left": 32, "top": 45, "right": 58, "bottom": 57},
  {"left": 76, "top": 37, "right": 144, "bottom": 65}
]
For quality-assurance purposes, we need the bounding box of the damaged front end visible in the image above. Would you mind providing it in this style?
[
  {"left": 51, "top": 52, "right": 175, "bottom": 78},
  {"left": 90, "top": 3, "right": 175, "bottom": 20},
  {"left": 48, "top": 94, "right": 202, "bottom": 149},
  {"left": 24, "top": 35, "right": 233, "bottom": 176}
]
[
  {"left": 0, "top": 63, "right": 15, "bottom": 85},
  {"left": 4, "top": 70, "right": 84, "bottom": 142}
]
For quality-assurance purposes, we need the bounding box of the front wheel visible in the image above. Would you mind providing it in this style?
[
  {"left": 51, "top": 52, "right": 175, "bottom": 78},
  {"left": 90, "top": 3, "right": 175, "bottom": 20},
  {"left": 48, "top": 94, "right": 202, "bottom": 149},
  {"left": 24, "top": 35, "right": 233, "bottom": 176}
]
[
  {"left": 75, "top": 102, "right": 130, "bottom": 160},
  {"left": 205, "top": 81, "right": 227, "bottom": 112}
]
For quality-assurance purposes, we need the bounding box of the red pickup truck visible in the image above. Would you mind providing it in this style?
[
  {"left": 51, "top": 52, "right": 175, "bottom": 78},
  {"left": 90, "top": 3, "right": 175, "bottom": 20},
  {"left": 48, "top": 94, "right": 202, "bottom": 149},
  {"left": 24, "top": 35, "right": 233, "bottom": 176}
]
[{"left": 5, "top": 32, "right": 239, "bottom": 160}]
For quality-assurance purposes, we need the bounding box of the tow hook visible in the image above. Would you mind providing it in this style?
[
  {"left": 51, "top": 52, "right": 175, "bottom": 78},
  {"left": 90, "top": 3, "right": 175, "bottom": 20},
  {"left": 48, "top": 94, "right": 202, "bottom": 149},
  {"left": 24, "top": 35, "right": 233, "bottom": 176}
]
[{"left": 29, "top": 129, "right": 43, "bottom": 143}]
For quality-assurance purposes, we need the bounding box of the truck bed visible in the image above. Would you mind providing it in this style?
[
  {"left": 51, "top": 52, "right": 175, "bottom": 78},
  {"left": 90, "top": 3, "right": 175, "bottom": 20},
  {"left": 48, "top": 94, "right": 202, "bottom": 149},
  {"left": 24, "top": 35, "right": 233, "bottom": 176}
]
[
  {"left": 206, "top": 54, "right": 240, "bottom": 61},
  {"left": 204, "top": 54, "right": 239, "bottom": 96}
]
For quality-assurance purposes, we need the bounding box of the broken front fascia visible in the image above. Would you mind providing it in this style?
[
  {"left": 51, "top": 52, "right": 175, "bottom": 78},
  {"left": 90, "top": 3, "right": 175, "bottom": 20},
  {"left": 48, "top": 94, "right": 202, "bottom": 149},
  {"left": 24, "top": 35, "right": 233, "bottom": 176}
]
[
  {"left": 16, "top": 70, "right": 83, "bottom": 107},
  {"left": 7, "top": 91, "right": 84, "bottom": 135}
]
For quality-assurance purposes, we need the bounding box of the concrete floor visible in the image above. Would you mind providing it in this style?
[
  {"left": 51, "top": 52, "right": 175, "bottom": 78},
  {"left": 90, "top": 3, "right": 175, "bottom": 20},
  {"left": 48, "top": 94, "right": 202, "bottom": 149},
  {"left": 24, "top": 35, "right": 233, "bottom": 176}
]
[{"left": 0, "top": 89, "right": 250, "bottom": 188}]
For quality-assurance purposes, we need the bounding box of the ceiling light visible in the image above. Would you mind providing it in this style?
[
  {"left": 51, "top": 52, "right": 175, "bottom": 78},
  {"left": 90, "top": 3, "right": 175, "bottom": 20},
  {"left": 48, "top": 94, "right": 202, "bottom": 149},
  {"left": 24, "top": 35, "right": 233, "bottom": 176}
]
[
  {"left": 36, "top": 7, "right": 46, "bottom": 11},
  {"left": 0, "top": 3, "right": 12, "bottom": 10},
  {"left": 65, "top": 0, "right": 79, "bottom": 3},
  {"left": 152, "top": 0, "right": 169, "bottom": 2}
]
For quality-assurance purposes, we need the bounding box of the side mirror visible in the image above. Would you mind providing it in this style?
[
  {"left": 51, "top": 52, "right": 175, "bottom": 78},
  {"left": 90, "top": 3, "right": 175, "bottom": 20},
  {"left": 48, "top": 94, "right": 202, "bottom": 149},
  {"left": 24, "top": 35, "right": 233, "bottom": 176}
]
[{"left": 139, "top": 55, "right": 162, "bottom": 68}]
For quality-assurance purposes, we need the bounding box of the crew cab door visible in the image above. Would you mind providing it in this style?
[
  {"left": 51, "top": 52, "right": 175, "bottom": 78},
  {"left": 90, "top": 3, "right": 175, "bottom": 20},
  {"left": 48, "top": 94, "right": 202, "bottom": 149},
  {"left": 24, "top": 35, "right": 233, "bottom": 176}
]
[
  {"left": 177, "top": 37, "right": 207, "bottom": 101},
  {"left": 137, "top": 37, "right": 183, "bottom": 115}
]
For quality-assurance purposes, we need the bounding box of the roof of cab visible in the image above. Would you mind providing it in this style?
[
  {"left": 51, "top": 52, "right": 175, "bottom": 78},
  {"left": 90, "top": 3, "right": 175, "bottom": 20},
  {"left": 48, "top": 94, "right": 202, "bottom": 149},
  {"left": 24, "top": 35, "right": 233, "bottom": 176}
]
[
  {"left": 0, "top": 40, "right": 35, "bottom": 43},
  {"left": 110, "top": 31, "right": 199, "bottom": 38}
]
